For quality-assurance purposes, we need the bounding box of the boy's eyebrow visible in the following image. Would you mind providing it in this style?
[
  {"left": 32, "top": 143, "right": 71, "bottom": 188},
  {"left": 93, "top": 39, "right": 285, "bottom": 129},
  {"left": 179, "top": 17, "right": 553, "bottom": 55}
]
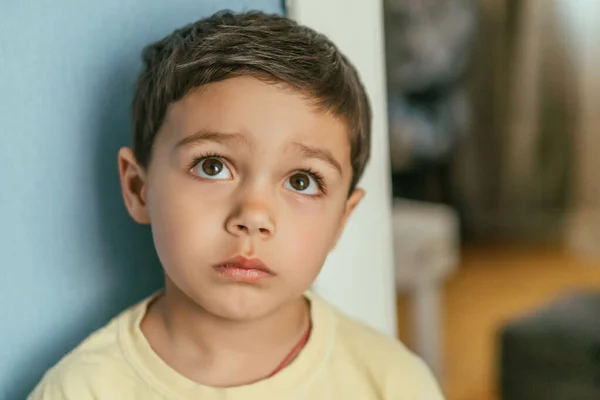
[
  {"left": 289, "top": 142, "right": 343, "bottom": 175},
  {"left": 175, "top": 130, "right": 249, "bottom": 148}
]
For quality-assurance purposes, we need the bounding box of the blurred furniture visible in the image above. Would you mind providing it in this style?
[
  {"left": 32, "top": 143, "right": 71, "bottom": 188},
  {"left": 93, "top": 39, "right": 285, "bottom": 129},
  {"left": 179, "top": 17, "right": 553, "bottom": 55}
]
[
  {"left": 563, "top": 1, "right": 600, "bottom": 260},
  {"left": 500, "top": 290, "right": 600, "bottom": 400},
  {"left": 392, "top": 199, "right": 460, "bottom": 381},
  {"left": 384, "top": 0, "right": 475, "bottom": 208}
]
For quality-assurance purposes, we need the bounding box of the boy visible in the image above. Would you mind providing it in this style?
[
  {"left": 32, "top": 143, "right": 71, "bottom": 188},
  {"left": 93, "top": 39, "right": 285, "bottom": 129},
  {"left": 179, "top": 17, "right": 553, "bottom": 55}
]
[{"left": 29, "top": 10, "right": 444, "bottom": 399}]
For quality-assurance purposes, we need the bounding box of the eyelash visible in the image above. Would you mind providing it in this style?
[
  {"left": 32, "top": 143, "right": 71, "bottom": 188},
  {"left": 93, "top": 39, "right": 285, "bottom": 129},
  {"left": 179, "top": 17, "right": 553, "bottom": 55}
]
[
  {"left": 188, "top": 152, "right": 226, "bottom": 171},
  {"left": 187, "top": 152, "right": 327, "bottom": 195}
]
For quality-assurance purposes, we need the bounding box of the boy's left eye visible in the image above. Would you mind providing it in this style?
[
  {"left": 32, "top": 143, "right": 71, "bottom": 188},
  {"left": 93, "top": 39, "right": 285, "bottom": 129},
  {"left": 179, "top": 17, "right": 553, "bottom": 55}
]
[
  {"left": 284, "top": 172, "right": 320, "bottom": 195},
  {"left": 192, "top": 157, "right": 232, "bottom": 180}
]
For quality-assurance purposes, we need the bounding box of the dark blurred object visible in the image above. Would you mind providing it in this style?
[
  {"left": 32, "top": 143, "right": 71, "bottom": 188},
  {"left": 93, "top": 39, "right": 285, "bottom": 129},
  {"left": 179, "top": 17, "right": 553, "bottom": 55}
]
[
  {"left": 384, "top": 0, "right": 476, "bottom": 94},
  {"left": 499, "top": 291, "right": 600, "bottom": 400},
  {"left": 384, "top": 0, "right": 476, "bottom": 205}
]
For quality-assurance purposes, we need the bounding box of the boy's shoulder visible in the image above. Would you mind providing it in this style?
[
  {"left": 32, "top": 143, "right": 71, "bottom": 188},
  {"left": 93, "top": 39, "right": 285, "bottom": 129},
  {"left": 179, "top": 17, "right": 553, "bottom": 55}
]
[
  {"left": 314, "top": 294, "right": 444, "bottom": 398},
  {"left": 322, "top": 295, "right": 416, "bottom": 364},
  {"left": 28, "top": 302, "right": 142, "bottom": 399}
]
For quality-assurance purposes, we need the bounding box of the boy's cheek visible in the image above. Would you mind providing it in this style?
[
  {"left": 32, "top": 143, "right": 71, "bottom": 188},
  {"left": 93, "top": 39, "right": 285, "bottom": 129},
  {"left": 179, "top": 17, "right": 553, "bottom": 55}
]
[
  {"left": 148, "top": 191, "right": 228, "bottom": 247},
  {"left": 148, "top": 177, "right": 230, "bottom": 213},
  {"left": 281, "top": 216, "right": 338, "bottom": 258}
]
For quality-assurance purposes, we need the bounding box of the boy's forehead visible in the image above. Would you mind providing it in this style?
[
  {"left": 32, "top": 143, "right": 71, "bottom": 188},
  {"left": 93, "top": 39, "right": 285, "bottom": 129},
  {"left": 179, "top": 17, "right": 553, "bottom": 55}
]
[{"left": 160, "top": 76, "right": 352, "bottom": 157}]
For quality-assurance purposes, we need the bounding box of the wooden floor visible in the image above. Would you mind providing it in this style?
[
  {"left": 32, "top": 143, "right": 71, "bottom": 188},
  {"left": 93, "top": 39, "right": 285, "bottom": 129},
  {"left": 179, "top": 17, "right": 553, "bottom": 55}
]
[{"left": 396, "top": 243, "right": 600, "bottom": 400}]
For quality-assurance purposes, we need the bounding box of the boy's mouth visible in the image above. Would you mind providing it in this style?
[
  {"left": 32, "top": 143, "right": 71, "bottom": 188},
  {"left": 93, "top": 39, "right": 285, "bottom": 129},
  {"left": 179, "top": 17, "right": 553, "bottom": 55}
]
[{"left": 214, "top": 255, "right": 275, "bottom": 283}]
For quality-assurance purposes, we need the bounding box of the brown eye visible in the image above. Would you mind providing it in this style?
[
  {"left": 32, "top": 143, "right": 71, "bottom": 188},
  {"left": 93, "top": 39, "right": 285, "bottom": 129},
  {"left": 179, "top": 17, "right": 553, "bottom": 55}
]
[
  {"left": 192, "top": 157, "right": 232, "bottom": 180},
  {"left": 288, "top": 173, "right": 310, "bottom": 191},
  {"left": 201, "top": 158, "right": 223, "bottom": 176}
]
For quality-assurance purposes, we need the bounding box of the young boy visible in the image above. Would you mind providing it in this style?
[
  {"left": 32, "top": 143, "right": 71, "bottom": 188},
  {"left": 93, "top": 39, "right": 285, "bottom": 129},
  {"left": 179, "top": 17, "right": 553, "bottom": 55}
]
[{"left": 29, "top": 10, "right": 444, "bottom": 399}]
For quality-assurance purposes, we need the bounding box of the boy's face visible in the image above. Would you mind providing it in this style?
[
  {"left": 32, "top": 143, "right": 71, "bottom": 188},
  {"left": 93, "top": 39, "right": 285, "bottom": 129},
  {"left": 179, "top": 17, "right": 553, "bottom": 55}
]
[{"left": 119, "top": 76, "right": 363, "bottom": 321}]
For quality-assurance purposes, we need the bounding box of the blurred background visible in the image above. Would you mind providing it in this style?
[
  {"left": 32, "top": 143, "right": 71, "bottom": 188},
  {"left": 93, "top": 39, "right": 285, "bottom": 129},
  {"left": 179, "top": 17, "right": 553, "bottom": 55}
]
[{"left": 383, "top": 0, "right": 600, "bottom": 399}]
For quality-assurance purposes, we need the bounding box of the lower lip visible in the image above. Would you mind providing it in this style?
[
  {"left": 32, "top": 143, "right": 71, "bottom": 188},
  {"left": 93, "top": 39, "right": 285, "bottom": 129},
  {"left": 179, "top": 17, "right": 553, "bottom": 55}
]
[{"left": 215, "top": 265, "right": 273, "bottom": 283}]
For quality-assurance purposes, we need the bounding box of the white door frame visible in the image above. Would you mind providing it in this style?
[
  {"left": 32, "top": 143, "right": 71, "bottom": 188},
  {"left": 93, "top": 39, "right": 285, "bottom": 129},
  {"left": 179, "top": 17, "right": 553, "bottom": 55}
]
[{"left": 288, "top": 0, "right": 397, "bottom": 337}]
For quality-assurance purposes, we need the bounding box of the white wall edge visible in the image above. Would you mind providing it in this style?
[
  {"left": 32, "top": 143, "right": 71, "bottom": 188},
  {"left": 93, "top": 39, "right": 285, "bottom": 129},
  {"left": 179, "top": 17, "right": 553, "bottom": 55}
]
[{"left": 289, "top": 0, "right": 397, "bottom": 337}]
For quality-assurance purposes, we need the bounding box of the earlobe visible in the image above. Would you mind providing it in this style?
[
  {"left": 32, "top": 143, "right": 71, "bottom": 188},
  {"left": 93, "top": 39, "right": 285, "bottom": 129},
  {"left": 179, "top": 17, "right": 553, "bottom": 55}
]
[
  {"left": 344, "top": 188, "right": 365, "bottom": 219},
  {"left": 331, "top": 188, "right": 365, "bottom": 249},
  {"left": 118, "top": 147, "right": 150, "bottom": 224}
]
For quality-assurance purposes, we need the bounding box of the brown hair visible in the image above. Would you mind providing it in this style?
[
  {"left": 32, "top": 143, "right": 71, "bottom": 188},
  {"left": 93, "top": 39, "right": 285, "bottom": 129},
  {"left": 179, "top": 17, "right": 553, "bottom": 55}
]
[{"left": 132, "top": 10, "right": 371, "bottom": 193}]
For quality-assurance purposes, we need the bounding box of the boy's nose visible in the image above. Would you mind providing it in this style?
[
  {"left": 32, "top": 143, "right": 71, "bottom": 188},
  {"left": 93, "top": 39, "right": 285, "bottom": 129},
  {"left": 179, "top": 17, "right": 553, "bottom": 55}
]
[{"left": 225, "top": 202, "right": 275, "bottom": 238}]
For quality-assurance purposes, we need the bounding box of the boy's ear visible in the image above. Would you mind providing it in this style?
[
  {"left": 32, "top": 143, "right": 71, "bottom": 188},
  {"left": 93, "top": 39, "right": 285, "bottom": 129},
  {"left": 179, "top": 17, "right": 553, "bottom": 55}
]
[
  {"left": 331, "top": 188, "right": 365, "bottom": 249},
  {"left": 118, "top": 147, "right": 150, "bottom": 224}
]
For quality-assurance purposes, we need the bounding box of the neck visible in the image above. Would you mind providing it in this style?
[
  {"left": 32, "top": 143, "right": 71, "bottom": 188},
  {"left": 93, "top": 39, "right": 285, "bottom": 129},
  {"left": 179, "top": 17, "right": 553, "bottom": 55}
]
[{"left": 142, "top": 280, "right": 310, "bottom": 386}]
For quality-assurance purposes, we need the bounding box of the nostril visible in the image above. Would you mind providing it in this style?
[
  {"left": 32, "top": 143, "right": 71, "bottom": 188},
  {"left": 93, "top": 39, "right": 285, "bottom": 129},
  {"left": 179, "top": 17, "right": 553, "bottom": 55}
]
[
  {"left": 259, "top": 228, "right": 269, "bottom": 235},
  {"left": 236, "top": 225, "right": 248, "bottom": 232}
]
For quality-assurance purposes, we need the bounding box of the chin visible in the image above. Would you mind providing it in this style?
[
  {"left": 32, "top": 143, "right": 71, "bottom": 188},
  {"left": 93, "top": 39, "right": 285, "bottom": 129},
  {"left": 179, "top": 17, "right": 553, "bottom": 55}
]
[
  {"left": 207, "top": 295, "right": 278, "bottom": 322},
  {"left": 195, "top": 284, "right": 283, "bottom": 322}
]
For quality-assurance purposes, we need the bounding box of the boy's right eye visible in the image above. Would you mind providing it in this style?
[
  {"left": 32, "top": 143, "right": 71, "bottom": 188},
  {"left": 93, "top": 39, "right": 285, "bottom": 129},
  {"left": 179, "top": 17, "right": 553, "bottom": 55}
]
[{"left": 191, "top": 157, "right": 233, "bottom": 180}]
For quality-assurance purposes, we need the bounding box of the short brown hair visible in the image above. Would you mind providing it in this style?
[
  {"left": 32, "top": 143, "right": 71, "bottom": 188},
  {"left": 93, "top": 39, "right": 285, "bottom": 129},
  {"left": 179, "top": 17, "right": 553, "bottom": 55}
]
[{"left": 132, "top": 10, "right": 371, "bottom": 192}]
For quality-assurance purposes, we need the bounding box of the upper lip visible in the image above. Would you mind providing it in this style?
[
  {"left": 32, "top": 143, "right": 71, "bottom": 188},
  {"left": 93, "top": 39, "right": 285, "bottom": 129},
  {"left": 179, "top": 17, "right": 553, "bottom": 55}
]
[{"left": 216, "top": 255, "right": 274, "bottom": 274}]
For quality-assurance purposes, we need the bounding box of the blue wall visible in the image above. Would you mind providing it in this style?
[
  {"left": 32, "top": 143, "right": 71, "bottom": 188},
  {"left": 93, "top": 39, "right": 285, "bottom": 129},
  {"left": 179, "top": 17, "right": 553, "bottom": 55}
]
[{"left": 0, "top": 1, "right": 282, "bottom": 398}]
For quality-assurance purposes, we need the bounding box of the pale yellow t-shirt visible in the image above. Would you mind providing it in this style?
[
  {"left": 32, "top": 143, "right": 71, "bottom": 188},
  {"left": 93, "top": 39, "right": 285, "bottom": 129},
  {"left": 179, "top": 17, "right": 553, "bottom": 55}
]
[{"left": 28, "top": 292, "right": 444, "bottom": 399}]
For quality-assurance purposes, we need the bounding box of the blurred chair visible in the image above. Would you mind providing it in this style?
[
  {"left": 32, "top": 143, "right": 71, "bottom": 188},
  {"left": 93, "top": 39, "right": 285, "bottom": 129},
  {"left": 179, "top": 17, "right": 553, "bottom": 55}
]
[
  {"left": 392, "top": 199, "right": 460, "bottom": 381},
  {"left": 500, "top": 290, "right": 600, "bottom": 400}
]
